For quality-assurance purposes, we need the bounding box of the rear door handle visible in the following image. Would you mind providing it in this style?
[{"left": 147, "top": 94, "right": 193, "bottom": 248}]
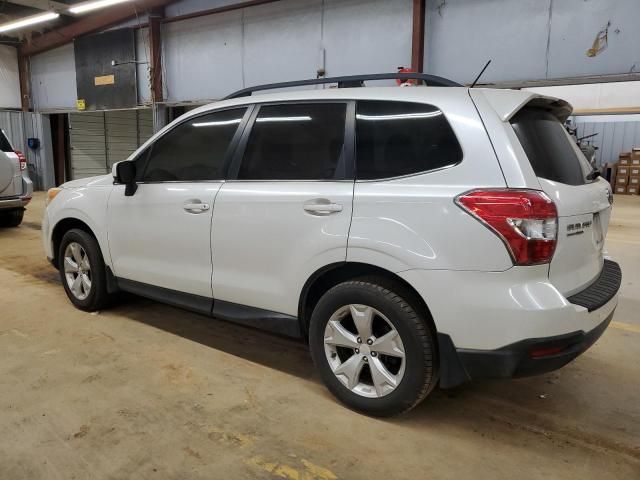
[
  {"left": 183, "top": 200, "right": 210, "bottom": 214},
  {"left": 303, "top": 199, "right": 343, "bottom": 215}
]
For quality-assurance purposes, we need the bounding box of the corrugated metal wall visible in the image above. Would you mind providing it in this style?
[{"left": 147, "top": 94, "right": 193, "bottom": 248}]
[
  {"left": 68, "top": 109, "right": 153, "bottom": 179},
  {"left": 28, "top": 0, "right": 640, "bottom": 112},
  {"left": 0, "top": 110, "right": 55, "bottom": 190},
  {"left": 30, "top": 44, "right": 77, "bottom": 112},
  {"left": 162, "top": 0, "right": 412, "bottom": 103},
  {"left": 572, "top": 114, "right": 640, "bottom": 166},
  {"left": 0, "top": 45, "right": 21, "bottom": 109},
  {"left": 426, "top": 0, "right": 640, "bottom": 84}
]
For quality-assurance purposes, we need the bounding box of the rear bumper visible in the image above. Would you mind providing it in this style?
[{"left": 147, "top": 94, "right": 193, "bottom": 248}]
[
  {"left": 436, "top": 260, "right": 621, "bottom": 388},
  {"left": 0, "top": 176, "right": 32, "bottom": 210},
  {"left": 438, "top": 309, "right": 614, "bottom": 387},
  {"left": 0, "top": 195, "right": 30, "bottom": 210}
]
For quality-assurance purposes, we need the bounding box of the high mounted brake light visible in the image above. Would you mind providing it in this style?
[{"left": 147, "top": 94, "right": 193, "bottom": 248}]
[{"left": 455, "top": 189, "right": 558, "bottom": 266}]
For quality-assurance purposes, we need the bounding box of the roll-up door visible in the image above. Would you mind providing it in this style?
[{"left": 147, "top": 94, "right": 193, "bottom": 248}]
[
  {"left": 68, "top": 109, "right": 153, "bottom": 180},
  {"left": 68, "top": 111, "right": 106, "bottom": 180}
]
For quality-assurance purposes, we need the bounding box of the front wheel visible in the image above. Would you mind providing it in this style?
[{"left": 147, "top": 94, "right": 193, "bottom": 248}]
[
  {"left": 58, "top": 229, "right": 114, "bottom": 311},
  {"left": 309, "top": 278, "right": 438, "bottom": 417}
]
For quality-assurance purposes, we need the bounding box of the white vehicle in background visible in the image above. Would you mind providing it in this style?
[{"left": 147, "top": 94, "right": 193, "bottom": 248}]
[
  {"left": 0, "top": 129, "right": 32, "bottom": 227},
  {"left": 42, "top": 73, "right": 621, "bottom": 416}
]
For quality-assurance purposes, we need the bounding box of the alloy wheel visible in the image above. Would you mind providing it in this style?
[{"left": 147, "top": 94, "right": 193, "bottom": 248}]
[
  {"left": 323, "top": 304, "right": 406, "bottom": 398},
  {"left": 63, "top": 242, "right": 92, "bottom": 301}
]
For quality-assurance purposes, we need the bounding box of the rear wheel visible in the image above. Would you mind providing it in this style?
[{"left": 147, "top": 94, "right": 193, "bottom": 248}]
[
  {"left": 309, "top": 278, "right": 437, "bottom": 416},
  {"left": 58, "top": 229, "right": 113, "bottom": 311},
  {"left": 0, "top": 208, "right": 24, "bottom": 227}
]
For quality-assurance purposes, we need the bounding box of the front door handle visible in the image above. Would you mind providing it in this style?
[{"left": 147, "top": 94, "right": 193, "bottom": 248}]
[
  {"left": 183, "top": 200, "right": 210, "bottom": 214},
  {"left": 303, "top": 199, "right": 343, "bottom": 216}
]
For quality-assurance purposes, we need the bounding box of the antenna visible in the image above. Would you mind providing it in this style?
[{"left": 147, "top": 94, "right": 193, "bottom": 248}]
[{"left": 470, "top": 60, "right": 492, "bottom": 88}]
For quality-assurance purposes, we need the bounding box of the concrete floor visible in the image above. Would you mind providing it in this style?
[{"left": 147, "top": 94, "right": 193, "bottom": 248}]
[{"left": 1, "top": 192, "right": 639, "bottom": 480}]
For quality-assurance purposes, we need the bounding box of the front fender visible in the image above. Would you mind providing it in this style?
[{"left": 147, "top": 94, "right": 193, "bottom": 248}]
[{"left": 45, "top": 185, "right": 113, "bottom": 267}]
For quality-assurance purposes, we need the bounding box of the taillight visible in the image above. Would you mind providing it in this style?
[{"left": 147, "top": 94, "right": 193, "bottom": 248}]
[
  {"left": 455, "top": 189, "right": 558, "bottom": 266},
  {"left": 15, "top": 151, "right": 27, "bottom": 171}
]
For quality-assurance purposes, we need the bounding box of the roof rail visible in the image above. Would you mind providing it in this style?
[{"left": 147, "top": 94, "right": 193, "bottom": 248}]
[{"left": 224, "top": 72, "right": 462, "bottom": 100}]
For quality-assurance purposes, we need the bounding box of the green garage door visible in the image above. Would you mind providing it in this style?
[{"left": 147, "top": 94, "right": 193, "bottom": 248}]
[{"left": 68, "top": 109, "right": 153, "bottom": 179}]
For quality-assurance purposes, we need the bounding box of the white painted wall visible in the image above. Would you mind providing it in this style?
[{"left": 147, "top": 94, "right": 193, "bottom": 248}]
[
  {"left": 0, "top": 45, "right": 21, "bottom": 109},
  {"left": 426, "top": 0, "right": 640, "bottom": 84},
  {"left": 30, "top": 44, "right": 77, "bottom": 111},
  {"left": 162, "top": 0, "right": 412, "bottom": 103}
]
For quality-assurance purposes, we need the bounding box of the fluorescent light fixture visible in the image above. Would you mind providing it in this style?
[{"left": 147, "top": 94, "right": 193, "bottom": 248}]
[
  {"left": 0, "top": 12, "right": 59, "bottom": 33},
  {"left": 256, "top": 116, "right": 312, "bottom": 123},
  {"left": 192, "top": 119, "right": 242, "bottom": 127},
  {"left": 69, "top": 0, "right": 133, "bottom": 14}
]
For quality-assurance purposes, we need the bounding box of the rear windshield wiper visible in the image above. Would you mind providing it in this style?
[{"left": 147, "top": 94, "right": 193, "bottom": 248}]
[{"left": 586, "top": 168, "right": 601, "bottom": 181}]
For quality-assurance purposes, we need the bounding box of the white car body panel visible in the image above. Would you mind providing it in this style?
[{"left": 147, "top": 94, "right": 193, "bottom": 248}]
[
  {"left": 211, "top": 181, "right": 353, "bottom": 316},
  {"left": 43, "top": 175, "right": 114, "bottom": 266},
  {"left": 399, "top": 267, "right": 617, "bottom": 350},
  {"left": 348, "top": 92, "right": 511, "bottom": 273},
  {"left": 107, "top": 182, "right": 222, "bottom": 298}
]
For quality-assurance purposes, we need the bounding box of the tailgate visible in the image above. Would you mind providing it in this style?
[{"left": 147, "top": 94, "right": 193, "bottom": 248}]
[
  {"left": 0, "top": 129, "right": 21, "bottom": 198},
  {"left": 0, "top": 151, "right": 22, "bottom": 198},
  {"left": 509, "top": 105, "right": 612, "bottom": 296}
]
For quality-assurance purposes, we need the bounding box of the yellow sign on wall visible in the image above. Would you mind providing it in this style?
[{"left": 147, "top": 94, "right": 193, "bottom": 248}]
[
  {"left": 76, "top": 99, "right": 86, "bottom": 111},
  {"left": 94, "top": 74, "right": 115, "bottom": 86}
]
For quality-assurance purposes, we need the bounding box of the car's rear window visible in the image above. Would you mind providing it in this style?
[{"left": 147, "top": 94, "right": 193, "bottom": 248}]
[
  {"left": 0, "top": 129, "right": 13, "bottom": 152},
  {"left": 510, "top": 107, "right": 589, "bottom": 186}
]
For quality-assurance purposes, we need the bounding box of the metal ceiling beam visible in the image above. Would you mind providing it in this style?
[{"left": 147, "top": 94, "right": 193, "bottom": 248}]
[
  {"left": 7, "top": 0, "right": 70, "bottom": 11},
  {"left": 18, "top": 0, "right": 174, "bottom": 57},
  {"left": 161, "top": 0, "right": 281, "bottom": 24}
]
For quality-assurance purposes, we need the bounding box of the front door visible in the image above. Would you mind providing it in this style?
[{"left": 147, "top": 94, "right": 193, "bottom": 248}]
[
  {"left": 211, "top": 102, "right": 354, "bottom": 316},
  {"left": 107, "top": 107, "right": 249, "bottom": 298}
]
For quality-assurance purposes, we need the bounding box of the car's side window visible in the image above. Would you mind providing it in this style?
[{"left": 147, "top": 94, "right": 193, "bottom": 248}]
[
  {"left": 141, "top": 108, "right": 247, "bottom": 182},
  {"left": 355, "top": 100, "right": 462, "bottom": 180},
  {"left": 237, "top": 103, "right": 347, "bottom": 180}
]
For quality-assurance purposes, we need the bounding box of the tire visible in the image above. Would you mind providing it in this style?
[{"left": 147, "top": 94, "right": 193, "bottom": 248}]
[
  {"left": 0, "top": 208, "right": 24, "bottom": 227},
  {"left": 309, "top": 278, "right": 438, "bottom": 417},
  {"left": 58, "top": 228, "right": 113, "bottom": 311}
]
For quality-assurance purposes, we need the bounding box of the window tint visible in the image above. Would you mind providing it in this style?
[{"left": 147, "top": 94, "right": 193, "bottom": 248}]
[
  {"left": 510, "top": 107, "right": 589, "bottom": 186},
  {"left": 238, "top": 103, "right": 347, "bottom": 180},
  {"left": 142, "top": 108, "right": 246, "bottom": 182},
  {"left": 355, "top": 101, "right": 462, "bottom": 180},
  {"left": 0, "top": 129, "right": 13, "bottom": 152}
]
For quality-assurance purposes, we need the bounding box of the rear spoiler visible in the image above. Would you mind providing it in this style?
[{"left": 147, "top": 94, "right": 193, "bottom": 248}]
[{"left": 469, "top": 89, "right": 573, "bottom": 123}]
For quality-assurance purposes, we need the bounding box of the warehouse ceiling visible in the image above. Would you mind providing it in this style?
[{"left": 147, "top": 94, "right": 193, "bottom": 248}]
[
  {"left": 0, "top": 1, "right": 79, "bottom": 40},
  {"left": 0, "top": 0, "right": 157, "bottom": 43}
]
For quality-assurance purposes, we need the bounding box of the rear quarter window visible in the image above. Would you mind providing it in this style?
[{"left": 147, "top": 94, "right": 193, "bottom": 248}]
[
  {"left": 510, "top": 107, "right": 590, "bottom": 186},
  {"left": 355, "top": 100, "right": 462, "bottom": 180}
]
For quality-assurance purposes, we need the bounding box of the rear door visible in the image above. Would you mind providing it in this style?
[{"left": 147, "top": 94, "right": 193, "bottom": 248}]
[
  {"left": 509, "top": 106, "right": 612, "bottom": 296},
  {"left": 0, "top": 129, "right": 21, "bottom": 198},
  {"left": 210, "top": 101, "right": 354, "bottom": 317}
]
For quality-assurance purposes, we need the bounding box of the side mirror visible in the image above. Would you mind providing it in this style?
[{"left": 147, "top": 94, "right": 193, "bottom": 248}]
[{"left": 115, "top": 161, "right": 138, "bottom": 196}]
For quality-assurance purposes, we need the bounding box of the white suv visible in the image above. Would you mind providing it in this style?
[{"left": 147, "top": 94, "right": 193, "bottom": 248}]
[{"left": 43, "top": 74, "right": 621, "bottom": 416}]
